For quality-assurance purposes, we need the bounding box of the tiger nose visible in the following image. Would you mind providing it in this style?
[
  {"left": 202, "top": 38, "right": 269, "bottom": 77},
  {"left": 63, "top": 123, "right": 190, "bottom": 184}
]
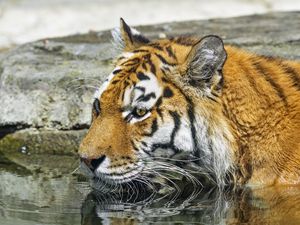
[{"left": 80, "top": 155, "right": 106, "bottom": 172}]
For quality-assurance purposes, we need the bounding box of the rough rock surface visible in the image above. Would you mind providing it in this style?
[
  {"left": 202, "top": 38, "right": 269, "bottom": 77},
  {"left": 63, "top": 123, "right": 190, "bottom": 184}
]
[{"left": 0, "top": 12, "right": 300, "bottom": 169}]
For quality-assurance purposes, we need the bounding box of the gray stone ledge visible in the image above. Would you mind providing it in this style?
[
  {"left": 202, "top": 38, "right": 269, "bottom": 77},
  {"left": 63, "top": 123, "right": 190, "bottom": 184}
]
[{"left": 0, "top": 12, "right": 300, "bottom": 168}]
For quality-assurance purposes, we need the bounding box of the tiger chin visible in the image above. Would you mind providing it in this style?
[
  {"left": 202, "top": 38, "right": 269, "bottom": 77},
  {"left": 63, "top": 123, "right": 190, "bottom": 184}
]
[{"left": 78, "top": 18, "right": 300, "bottom": 190}]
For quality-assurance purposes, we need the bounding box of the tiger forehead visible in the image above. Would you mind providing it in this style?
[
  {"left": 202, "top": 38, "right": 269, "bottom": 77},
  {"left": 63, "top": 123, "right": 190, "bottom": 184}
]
[
  {"left": 100, "top": 38, "right": 195, "bottom": 101},
  {"left": 115, "top": 40, "right": 182, "bottom": 65},
  {"left": 114, "top": 38, "right": 196, "bottom": 73},
  {"left": 111, "top": 49, "right": 169, "bottom": 83}
]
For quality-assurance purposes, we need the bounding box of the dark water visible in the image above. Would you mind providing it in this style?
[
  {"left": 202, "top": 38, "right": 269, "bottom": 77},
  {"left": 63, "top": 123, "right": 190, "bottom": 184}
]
[{"left": 1, "top": 165, "right": 300, "bottom": 225}]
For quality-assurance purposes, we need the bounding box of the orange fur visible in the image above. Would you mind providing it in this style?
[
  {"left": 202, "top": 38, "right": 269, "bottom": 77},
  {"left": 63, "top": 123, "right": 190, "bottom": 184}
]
[
  {"left": 222, "top": 46, "right": 300, "bottom": 186},
  {"left": 79, "top": 22, "right": 300, "bottom": 187}
]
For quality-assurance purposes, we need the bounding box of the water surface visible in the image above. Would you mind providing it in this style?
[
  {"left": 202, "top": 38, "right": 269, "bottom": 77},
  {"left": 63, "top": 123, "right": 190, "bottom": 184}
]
[{"left": 1, "top": 164, "right": 300, "bottom": 225}]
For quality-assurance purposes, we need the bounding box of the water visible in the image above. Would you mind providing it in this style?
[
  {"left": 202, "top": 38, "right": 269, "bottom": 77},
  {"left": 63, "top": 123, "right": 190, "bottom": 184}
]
[{"left": 1, "top": 165, "right": 300, "bottom": 225}]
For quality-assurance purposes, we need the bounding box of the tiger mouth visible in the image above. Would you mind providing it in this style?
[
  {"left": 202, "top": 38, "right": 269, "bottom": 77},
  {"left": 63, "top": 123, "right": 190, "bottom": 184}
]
[
  {"left": 94, "top": 167, "right": 143, "bottom": 184},
  {"left": 80, "top": 161, "right": 144, "bottom": 185}
]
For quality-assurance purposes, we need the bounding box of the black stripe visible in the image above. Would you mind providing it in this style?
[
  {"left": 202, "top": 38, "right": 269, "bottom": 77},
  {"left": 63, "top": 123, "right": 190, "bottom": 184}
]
[
  {"left": 111, "top": 80, "right": 119, "bottom": 84},
  {"left": 174, "top": 37, "right": 195, "bottom": 46},
  {"left": 264, "top": 57, "right": 300, "bottom": 92},
  {"left": 122, "top": 62, "right": 139, "bottom": 67},
  {"left": 162, "top": 79, "right": 199, "bottom": 157},
  {"left": 242, "top": 61, "right": 263, "bottom": 96},
  {"left": 155, "top": 97, "right": 163, "bottom": 108},
  {"left": 148, "top": 59, "right": 156, "bottom": 74},
  {"left": 142, "top": 148, "right": 151, "bottom": 156},
  {"left": 121, "top": 156, "right": 132, "bottom": 160},
  {"left": 150, "top": 143, "right": 181, "bottom": 154},
  {"left": 121, "top": 58, "right": 140, "bottom": 66},
  {"left": 281, "top": 63, "right": 300, "bottom": 92},
  {"left": 131, "top": 140, "right": 139, "bottom": 152},
  {"left": 169, "top": 111, "right": 181, "bottom": 146},
  {"left": 144, "top": 111, "right": 182, "bottom": 154},
  {"left": 142, "top": 62, "right": 147, "bottom": 70},
  {"left": 160, "top": 68, "right": 167, "bottom": 76},
  {"left": 141, "top": 141, "right": 148, "bottom": 147},
  {"left": 144, "top": 54, "right": 156, "bottom": 74},
  {"left": 132, "top": 49, "right": 149, "bottom": 53},
  {"left": 125, "top": 67, "right": 137, "bottom": 73},
  {"left": 163, "top": 87, "right": 174, "bottom": 98},
  {"left": 166, "top": 46, "right": 177, "bottom": 60},
  {"left": 185, "top": 98, "right": 201, "bottom": 159},
  {"left": 133, "top": 34, "right": 150, "bottom": 44},
  {"left": 155, "top": 53, "right": 176, "bottom": 66},
  {"left": 148, "top": 43, "right": 163, "bottom": 51},
  {"left": 155, "top": 97, "right": 164, "bottom": 120},
  {"left": 253, "top": 61, "right": 288, "bottom": 107},
  {"left": 121, "top": 19, "right": 133, "bottom": 43},
  {"left": 137, "top": 92, "right": 156, "bottom": 102},
  {"left": 136, "top": 72, "right": 150, "bottom": 80},
  {"left": 92, "top": 98, "right": 101, "bottom": 117},
  {"left": 162, "top": 77, "right": 169, "bottom": 83},
  {"left": 113, "top": 69, "right": 122, "bottom": 74},
  {"left": 121, "top": 90, "right": 125, "bottom": 102},
  {"left": 144, "top": 119, "right": 158, "bottom": 137},
  {"left": 161, "top": 66, "right": 171, "bottom": 72},
  {"left": 156, "top": 108, "right": 163, "bottom": 121},
  {"left": 125, "top": 113, "right": 133, "bottom": 122},
  {"left": 207, "top": 96, "right": 218, "bottom": 103},
  {"left": 134, "top": 86, "right": 146, "bottom": 93}
]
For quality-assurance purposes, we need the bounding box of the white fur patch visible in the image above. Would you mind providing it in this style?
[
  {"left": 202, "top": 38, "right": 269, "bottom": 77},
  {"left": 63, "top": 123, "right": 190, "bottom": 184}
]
[
  {"left": 122, "top": 72, "right": 162, "bottom": 124},
  {"left": 94, "top": 157, "right": 111, "bottom": 174},
  {"left": 123, "top": 85, "right": 134, "bottom": 106},
  {"left": 111, "top": 27, "right": 124, "bottom": 50},
  {"left": 94, "top": 67, "right": 121, "bottom": 99},
  {"left": 111, "top": 26, "right": 141, "bottom": 51},
  {"left": 130, "top": 27, "right": 141, "bottom": 35},
  {"left": 193, "top": 110, "right": 234, "bottom": 187},
  {"left": 133, "top": 73, "right": 162, "bottom": 108},
  {"left": 173, "top": 117, "right": 194, "bottom": 152},
  {"left": 122, "top": 52, "right": 135, "bottom": 59},
  {"left": 142, "top": 122, "right": 174, "bottom": 152}
]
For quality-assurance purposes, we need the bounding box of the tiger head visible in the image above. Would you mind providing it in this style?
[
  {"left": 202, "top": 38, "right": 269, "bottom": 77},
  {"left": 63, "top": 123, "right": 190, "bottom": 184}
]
[{"left": 79, "top": 19, "right": 236, "bottom": 188}]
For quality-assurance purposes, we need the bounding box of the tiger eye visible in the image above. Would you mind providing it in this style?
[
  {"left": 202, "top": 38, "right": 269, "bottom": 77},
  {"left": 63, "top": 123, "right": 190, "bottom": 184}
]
[{"left": 136, "top": 108, "right": 147, "bottom": 117}]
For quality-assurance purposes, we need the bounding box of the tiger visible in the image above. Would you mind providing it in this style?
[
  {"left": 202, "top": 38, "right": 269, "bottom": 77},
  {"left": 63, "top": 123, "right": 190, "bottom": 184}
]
[{"left": 79, "top": 18, "right": 300, "bottom": 189}]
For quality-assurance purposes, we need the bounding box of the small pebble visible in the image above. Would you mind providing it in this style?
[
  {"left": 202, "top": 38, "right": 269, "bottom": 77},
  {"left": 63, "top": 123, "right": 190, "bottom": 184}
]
[{"left": 19, "top": 146, "right": 29, "bottom": 155}]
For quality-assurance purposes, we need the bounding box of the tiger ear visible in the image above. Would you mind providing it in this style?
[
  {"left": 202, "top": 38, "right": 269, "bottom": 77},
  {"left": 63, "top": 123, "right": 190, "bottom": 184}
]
[
  {"left": 185, "top": 35, "right": 227, "bottom": 93},
  {"left": 111, "top": 18, "right": 150, "bottom": 52}
]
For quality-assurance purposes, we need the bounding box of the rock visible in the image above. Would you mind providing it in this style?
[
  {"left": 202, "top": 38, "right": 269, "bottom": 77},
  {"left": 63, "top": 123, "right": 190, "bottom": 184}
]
[
  {"left": 0, "top": 12, "right": 300, "bottom": 169},
  {"left": 0, "top": 32, "right": 114, "bottom": 130},
  {"left": 1, "top": 12, "right": 300, "bottom": 131},
  {"left": 0, "top": 128, "right": 86, "bottom": 155},
  {"left": 0, "top": 129, "right": 86, "bottom": 173}
]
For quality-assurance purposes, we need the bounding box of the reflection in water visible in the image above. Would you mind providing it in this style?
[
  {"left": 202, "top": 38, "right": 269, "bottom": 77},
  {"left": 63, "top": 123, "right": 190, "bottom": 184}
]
[
  {"left": 1, "top": 165, "right": 300, "bottom": 225},
  {"left": 81, "top": 185, "right": 300, "bottom": 225},
  {"left": 81, "top": 188, "right": 226, "bottom": 225},
  {"left": 0, "top": 168, "right": 86, "bottom": 225}
]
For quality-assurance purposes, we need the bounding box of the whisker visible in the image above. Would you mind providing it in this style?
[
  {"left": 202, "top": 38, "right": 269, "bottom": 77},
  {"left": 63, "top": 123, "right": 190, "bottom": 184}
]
[
  {"left": 68, "top": 84, "right": 99, "bottom": 92},
  {"left": 143, "top": 169, "right": 182, "bottom": 205},
  {"left": 69, "top": 166, "right": 80, "bottom": 175},
  {"left": 142, "top": 160, "right": 206, "bottom": 203},
  {"left": 147, "top": 155, "right": 207, "bottom": 163}
]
